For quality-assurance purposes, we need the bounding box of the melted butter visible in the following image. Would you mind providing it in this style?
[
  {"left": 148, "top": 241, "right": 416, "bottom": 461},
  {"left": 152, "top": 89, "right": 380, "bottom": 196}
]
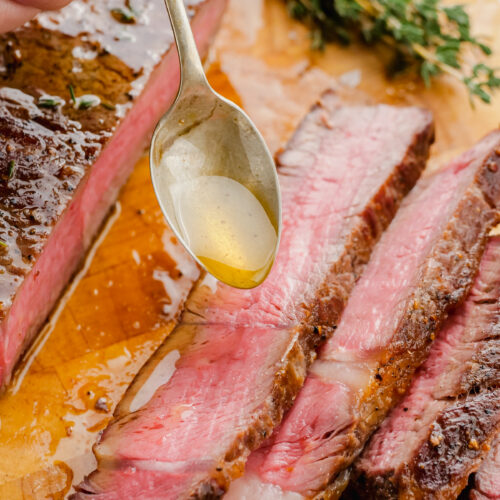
[
  {"left": 170, "top": 176, "right": 277, "bottom": 288},
  {"left": 153, "top": 75, "right": 280, "bottom": 289}
]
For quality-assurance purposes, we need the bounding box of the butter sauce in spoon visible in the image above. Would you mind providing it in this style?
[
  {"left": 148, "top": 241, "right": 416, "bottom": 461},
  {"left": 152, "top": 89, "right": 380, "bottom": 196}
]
[{"left": 150, "top": 0, "right": 281, "bottom": 289}]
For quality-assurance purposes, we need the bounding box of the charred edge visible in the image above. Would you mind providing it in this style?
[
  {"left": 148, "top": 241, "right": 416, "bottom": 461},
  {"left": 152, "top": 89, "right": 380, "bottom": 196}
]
[
  {"left": 349, "top": 349, "right": 500, "bottom": 499},
  {"left": 188, "top": 113, "right": 434, "bottom": 499},
  {"left": 348, "top": 254, "right": 491, "bottom": 498},
  {"left": 346, "top": 469, "right": 399, "bottom": 500},
  {"left": 478, "top": 151, "right": 500, "bottom": 209},
  {"left": 325, "top": 141, "right": 500, "bottom": 499},
  {"left": 336, "top": 344, "right": 434, "bottom": 500},
  {"left": 403, "top": 390, "right": 500, "bottom": 499},
  {"left": 312, "top": 109, "right": 434, "bottom": 333},
  {"left": 317, "top": 467, "right": 353, "bottom": 500},
  {"left": 189, "top": 480, "right": 226, "bottom": 500},
  {"left": 455, "top": 341, "right": 500, "bottom": 396},
  {"left": 299, "top": 113, "right": 435, "bottom": 498}
]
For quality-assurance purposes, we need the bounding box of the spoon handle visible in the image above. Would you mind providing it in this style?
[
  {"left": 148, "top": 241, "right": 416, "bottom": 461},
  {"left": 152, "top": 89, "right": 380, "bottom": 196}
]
[{"left": 164, "top": 0, "right": 208, "bottom": 90}]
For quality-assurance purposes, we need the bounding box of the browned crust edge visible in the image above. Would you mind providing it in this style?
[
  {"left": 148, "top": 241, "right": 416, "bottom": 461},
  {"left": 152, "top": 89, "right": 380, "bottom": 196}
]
[
  {"left": 188, "top": 102, "right": 435, "bottom": 498},
  {"left": 350, "top": 392, "right": 500, "bottom": 500},
  {"left": 348, "top": 142, "right": 500, "bottom": 500}
]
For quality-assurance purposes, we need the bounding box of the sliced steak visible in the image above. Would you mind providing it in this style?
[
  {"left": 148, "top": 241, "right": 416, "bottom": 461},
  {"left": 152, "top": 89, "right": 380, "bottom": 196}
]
[
  {"left": 353, "top": 236, "right": 500, "bottom": 499},
  {"left": 73, "top": 94, "right": 434, "bottom": 499},
  {"left": 0, "top": 0, "right": 226, "bottom": 387},
  {"left": 471, "top": 435, "right": 500, "bottom": 500},
  {"left": 227, "top": 131, "right": 500, "bottom": 500}
]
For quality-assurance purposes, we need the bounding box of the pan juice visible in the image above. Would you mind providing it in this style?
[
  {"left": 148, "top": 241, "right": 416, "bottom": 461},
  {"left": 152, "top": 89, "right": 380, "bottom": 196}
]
[
  {"left": 153, "top": 109, "right": 280, "bottom": 290},
  {"left": 169, "top": 175, "right": 278, "bottom": 289}
]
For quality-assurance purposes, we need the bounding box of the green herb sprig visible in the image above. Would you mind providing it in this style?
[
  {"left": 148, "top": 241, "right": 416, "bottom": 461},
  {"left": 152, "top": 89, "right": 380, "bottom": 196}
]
[
  {"left": 286, "top": 0, "right": 500, "bottom": 103},
  {"left": 101, "top": 102, "right": 116, "bottom": 111},
  {"left": 37, "top": 96, "right": 65, "bottom": 109},
  {"left": 68, "top": 85, "right": 101, "bottom": 110},
  {"left": 77, "top": 98, "right": 98, "bottom": 110},
  {"left": 111, "top": 7, "right": 137, "bottom": 24},
  {"left": 8, "top": 160, "right": 15, "bottom": 180},
  {"left": 68, "top": 84, "right": 77, "bottom": 105}
]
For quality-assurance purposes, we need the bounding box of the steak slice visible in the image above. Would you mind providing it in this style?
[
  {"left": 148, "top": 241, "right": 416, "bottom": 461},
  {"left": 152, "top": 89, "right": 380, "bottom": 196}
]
[
  {"left": 471, "top": 435, "right": 500, "bottom": 500},
  {"left": 73, "top": 94, "right": 434, "bottom": 499},
  {"left": 0, "top": 0, "right": 226, "bottom": 387},
  {"left": 227, "top": 131, "right": 500, "bottom": 500},
  {"left": 353, "top": 236, "right": 500, "bottom": 500}
]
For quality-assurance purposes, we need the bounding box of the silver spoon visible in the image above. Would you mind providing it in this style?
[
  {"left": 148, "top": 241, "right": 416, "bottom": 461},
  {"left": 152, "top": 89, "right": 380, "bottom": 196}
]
[{"left": 150, "top": 0, "right": 281, "bottom": 289}]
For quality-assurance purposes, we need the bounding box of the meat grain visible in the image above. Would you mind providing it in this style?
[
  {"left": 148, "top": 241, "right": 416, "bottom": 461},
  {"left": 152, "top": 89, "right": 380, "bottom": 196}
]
[
  {"left": 228, "top": 131, "right": 500, "bottom": 500},
  {"left": 354, "top": 237, "right": 500, "bottom": 499},
  {"left": 74, "top": 94, "right": 434, "bottom": 499}
]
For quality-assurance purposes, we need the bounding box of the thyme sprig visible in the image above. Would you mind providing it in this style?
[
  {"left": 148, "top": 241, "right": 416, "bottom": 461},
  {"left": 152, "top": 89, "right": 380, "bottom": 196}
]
[
  {"left": 68, "top": 84, "right": 77, "bottom": 105},
  {"left": 38, "top": 98, "right": 60, "bottom": 109},
  {"left": 8, "top": 160, "right": 15, "bottom": 180},
  {"left": 37, "top": 95, "right": 65, "bottom": 109},
  {"left": 111, "top": 7, "right": 136, "bottom": 23},
  {"left": 286, "top": 0, "right": 500, "bottom": 103},
  {"left": 68, "top": 85, "right": 101, "bottom": 110}
]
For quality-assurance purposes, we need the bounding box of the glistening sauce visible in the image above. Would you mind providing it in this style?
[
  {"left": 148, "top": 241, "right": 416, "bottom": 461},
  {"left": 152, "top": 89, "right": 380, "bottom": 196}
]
[
  {"left": 170, "top": 175, "right": 277, "bottom": 288},
  {"left": 153, "top": 93, "right": 279, "bottom": 289}
]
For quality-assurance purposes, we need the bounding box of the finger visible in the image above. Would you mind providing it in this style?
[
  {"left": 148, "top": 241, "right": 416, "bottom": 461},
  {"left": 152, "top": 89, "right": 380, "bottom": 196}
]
[
  {"left": 0, "top": 0, "right": 39, "bottom": 34},
  {"left": 10, "top": 0, "right": 70, "bottom": 9}
]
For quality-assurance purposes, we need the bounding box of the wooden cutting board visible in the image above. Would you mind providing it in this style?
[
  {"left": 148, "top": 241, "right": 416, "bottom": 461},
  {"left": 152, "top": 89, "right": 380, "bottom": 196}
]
[{"left": 1, "top": 0, "right": 500, "bottom": 498}]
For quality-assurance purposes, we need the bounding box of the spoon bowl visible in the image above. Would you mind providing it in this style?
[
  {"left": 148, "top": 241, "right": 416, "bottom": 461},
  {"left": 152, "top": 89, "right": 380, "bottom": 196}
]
[{"left": 150, "top": 0, "right": 281, "bottom": 289}]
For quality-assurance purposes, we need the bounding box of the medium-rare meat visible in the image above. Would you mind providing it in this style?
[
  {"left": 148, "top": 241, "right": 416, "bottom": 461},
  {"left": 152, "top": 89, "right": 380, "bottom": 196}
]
[
  {"left": 353, "top": 236, "right": 500, "bottom": 499},
  {"left": 471, "top": 435, "right": 500, "bottom": 500},
  {"left": 0, "top": 0, "right": 226, "bottom": 387},
  {"left": 73, "top": 93, "right": 434, "bottom": 499},
  {"left": 227, "top": 131, "right": 500, "bottom": 500}
]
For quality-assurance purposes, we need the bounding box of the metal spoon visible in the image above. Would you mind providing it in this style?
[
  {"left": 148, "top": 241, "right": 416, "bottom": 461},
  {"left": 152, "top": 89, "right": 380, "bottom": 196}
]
[{"left": 150, "top": 0, "right": 281, "bottom": 289}]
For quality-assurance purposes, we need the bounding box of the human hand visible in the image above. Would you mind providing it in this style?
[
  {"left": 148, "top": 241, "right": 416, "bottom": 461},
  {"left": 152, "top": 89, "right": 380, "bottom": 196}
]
[{"left": 0, "top": 0, "right": 71, "bottom": 33}]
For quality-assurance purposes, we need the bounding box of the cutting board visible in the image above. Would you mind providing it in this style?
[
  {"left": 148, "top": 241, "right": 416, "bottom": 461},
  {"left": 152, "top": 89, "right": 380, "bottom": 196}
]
[{"left": 1, "top": 0, "right": 500, "bottom": 498}]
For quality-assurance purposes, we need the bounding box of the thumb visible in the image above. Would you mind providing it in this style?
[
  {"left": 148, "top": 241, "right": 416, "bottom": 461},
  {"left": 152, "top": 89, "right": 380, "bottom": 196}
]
[
  {"left": 10, "top": 0, "right": 71, "bottom": 9},
  {"left": 0, "top": 0, "right": 71, "bottom": 34},
  {"left": 0, "top": 0, "right": 39, "bottom": 34}
]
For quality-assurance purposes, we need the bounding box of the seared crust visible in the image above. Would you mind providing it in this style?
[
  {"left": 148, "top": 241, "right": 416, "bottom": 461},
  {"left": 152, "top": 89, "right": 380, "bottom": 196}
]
[
  {"left": 0, "top": 0, "right": 220, "bottom": 386},
  {"left": 0, "top": 15, "right": 142, "bottom": 319},
  {"left": 407, "top": 391, "right": 500, "bottom": 499},
  {"left": 354, "top": 391, "right": 500, "bottom": 500},
  {"left": 185, "top": 99, "right": 435, "bottom": 498},
  {"left": 353, "top": 337, "right": 500, "bottom": 500},
  {"left": 0, "top": 89, "right": 104, "bottom": 293},
  {"left": 351, "top": 146, "right": 500, "bottom": 500}
]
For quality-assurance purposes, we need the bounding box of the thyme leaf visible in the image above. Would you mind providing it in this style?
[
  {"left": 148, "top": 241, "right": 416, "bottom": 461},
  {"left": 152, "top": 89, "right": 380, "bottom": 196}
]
[
  {"left": 8, "top": 160, "right": 15, "bottom": 180},
  {"left": 78, "top": 99, "right": 95, "bottom": 110},
  {"left": 37, "top": 95, "right": 65, "bottom": 109},
  {"left": 76, "top": 95, "right": 101, "bottom": 110},
  {"left": 68, "top": 86, "right": 101, "bottom": 110},
  {"left": 286, "top": 0, "right": 500, "bottom": 103},
  {"left": 111, "top": 7, "right": 136, "bottom": 24},
  {"left": 68, "top": 84, "right": 77, "bottom": 105},
  {"left": 101, "top": 102, "right": 116, "bottom": 111}
]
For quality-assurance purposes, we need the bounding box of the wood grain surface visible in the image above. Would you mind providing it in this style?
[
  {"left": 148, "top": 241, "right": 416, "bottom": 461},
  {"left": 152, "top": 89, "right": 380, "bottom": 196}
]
[{"left": 0, "top": 0, "right": 499, "bottom": 498}]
